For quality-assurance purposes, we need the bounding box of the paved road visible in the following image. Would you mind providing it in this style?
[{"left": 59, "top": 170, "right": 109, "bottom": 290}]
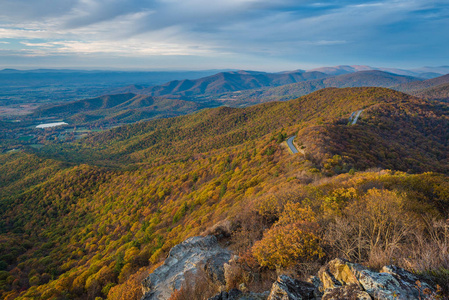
[
  {"left": 287, "top": 136, "right": 299, "bottom": 154},
  {"left": 350, "top": 110, "right": 364, "bottom": 125}
]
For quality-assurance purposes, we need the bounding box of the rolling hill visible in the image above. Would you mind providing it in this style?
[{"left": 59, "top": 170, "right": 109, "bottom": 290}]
[
  {"left": 394, "top": 73, "right": 449, "bottom": 94},
  {"left": 309, "top": 64, "right": 449, "bottom": 78},
  {"left": 412, "top": 82, "right": 449, "bottom": 101},
  {"left": 1, "top": 87, "right": 449, "bottom": 299},
  {"left": 0, "top": 69, "right": 227, "bottom": 108},
  {"left": 37, "top": 87, "right": 448, "bottom": 171},
  {"left": 26, "top": 70, "right": 331, "bottom": 127},
  {"left": 26, "top": 69, "right": 431, "bottom": 129},
  {"left": 119, "top": 70, "right": 329, "bottom": 97},
  {"left": 218, "top": 70, "right": 422, "bottom": 105},
  {"left": 32, "top": 93, "right": 215, "bottom": 126}
]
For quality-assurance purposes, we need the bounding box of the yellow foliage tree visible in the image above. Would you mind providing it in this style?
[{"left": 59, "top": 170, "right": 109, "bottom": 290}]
[
  {"left": 277, "top": 202, "right": 316, "bottom": 226},
  {"left": 252, "top": 202, "right": 323, "bottom": 269},
  {"left": 252, "top": 224, "right": 323, "bottom": 269}
]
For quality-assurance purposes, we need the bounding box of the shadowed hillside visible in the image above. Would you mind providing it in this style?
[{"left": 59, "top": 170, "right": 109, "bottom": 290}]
[
  {"left": 299, "top": 97, "right": 449, "bottom": 173},
  {"left": 413, "top": 82, "right": 449, "bottom": 101},
  {"left": 395, "top": 73, "right": 449, "bottom": 94}
]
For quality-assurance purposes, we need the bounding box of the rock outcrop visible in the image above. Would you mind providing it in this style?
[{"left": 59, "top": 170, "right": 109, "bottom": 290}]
[
  {"left": 267, "top": 275, "right": 315, "bottom": 300},
  {"left": 208, "top": 259, "right": 437, "bottom": 300},
  {"left": 208, "top": 289, "right": 269, "bottom": 300},
  {"left": 141, "top": 235, "right": 231, "bottom": 300},
  {"left": 140, "top": 235, "right": 437, "bottom": 300},
  {"left": 318, "top": 258, "right": 436, "bottom": 300},
  {"left": 322, "top": 284, "right": 371, "bottom": 300}
]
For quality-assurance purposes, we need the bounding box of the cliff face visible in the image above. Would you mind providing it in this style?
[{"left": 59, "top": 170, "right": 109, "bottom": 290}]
[
  {"left": 141, "top": 236, "right": 231, "bottom": 300},
  {"left": 141, "top": 237, "right": 438, "bottom": 300}
]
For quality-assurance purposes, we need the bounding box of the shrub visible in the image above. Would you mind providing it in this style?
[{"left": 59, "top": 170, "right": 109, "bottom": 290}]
[
  {"left": 167, "top": 267, "right": 219, "bottom": 300},
  {"left": 277, "top": 202, "right": 317, "bottom": 226},
  {"left": 252, "top": 224, "right": 323, "bottom": 269}
]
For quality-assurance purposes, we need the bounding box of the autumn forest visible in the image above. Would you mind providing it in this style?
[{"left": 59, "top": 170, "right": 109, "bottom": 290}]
[{"left": 1, "top": 86, "right": 449, "bottom": 299}]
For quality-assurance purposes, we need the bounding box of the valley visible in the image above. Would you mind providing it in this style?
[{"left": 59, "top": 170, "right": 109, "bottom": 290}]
[
  {"left": 1, "top": 67, "right": 449, "bottom": 300},
  {"left": 2, "top": 66, "right": 449, "bottom": 156},
  {"left": 2, "top": 0, "right": 448, "bottom": 298}
]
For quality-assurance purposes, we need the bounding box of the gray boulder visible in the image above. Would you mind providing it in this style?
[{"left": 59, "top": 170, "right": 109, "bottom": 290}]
[
  {"left": 267, "top": 275, "right": 315, "bottom": 300},
  {"left": 208, "top": 289, "right": 269, "bottom": 300},
  {"left": 322, "top": 284, "right": 371, "bottom": 300},
  {"left": 209, "top": 289, "right": 243, "bottom": 300},
  {"left": 141, "top": 235, "right": 232, "bottom": 300},
  {"left": 318, "top": 258, "right": 436, "bottom": 300}
]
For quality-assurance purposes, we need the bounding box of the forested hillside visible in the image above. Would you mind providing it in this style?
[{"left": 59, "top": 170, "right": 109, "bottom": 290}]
[
  {"left": 32, "top": 94, "right": 214, "bottom": 126},
  {"left": 39, "top": 87, "right": 423, "bottom": 166},
  {"left": 395, "top": 73, "right": 449, "bottom": 94},
  {"left": 411, "top": 82, "right": 449, "bottom": 102},
  {"left": 119, "top": 70, "right": 329, "bottom": 97},
  {"left": 217, "top": 70, "right": 421, "bottom": 105},
  {"left": 1, "top": 87, "right": 448, "bottom": 299}
]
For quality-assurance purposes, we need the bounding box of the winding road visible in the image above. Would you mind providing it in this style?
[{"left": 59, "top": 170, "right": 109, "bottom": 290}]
[
  {"left": 287, "top": 110, "right": 364, "bottom": 156},
  {"left": 349, "top": 109, "right": 364, "bottom": 125},
  {"left": 286, "top": 136, "right": 299, "bottom": 154}
]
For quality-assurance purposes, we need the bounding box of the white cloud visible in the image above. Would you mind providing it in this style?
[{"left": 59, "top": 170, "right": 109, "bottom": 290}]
[{"left": 0, "top": 0, "right": 447, "bottom": 68}]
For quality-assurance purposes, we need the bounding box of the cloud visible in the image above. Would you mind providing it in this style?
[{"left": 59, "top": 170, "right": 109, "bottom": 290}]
[{"left": 0, "top": 0, "right": 447, "bottom": 69}]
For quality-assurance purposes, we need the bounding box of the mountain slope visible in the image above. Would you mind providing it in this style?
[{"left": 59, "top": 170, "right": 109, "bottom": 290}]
[
  {"left": 309, "top": 64, "right": 447, "bottom": 78},
  {"left": 221, "top": 70, "right": 422, "bottom": 105},
  {"left": 1, "top": 87, "right": 449, "bottom": 300},
  {"left": 299, "top": 96, "right": 449, "bottom": 173},
  {"left": 413, "top": 82, "right": 449, "bottom": 101},
  {"left": 394, "top": 73, "right": 449, "bottom": 94},
  {"left": 32, "top": 93, "right": 214, "bottom": 126},
  {"left": 125, "top": 70, "right": 329, "bottom": 97},
  {"left": 39, "top": 87, "right": 443, "bottom": 169}
]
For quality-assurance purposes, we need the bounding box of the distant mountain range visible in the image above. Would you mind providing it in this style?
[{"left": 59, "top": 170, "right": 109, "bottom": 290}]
[
  {"left": 28, "top": 68, "right": 449, "bottom": 126},
  {"left": 116, "top": 69, "right": 422, "bottom": 102},
  {"left": 308, "top": 65, "right": 449, "bottom": 78},
  {"left": 113, "top": 70, "right": 329, "bottom": 96},
  {"left": 394, "top": 74, "right": 449, "bottom": 101},
  {"left": 214, "top": 70, "right": 423, "bottom": 104},
  {"left": 0, "top": 69, "right": 230, "bottom": 106}
]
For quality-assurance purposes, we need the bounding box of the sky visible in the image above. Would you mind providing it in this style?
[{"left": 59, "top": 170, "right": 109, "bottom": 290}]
[{"left": 0, "top": 0, "right": 448, "bottom": 71}]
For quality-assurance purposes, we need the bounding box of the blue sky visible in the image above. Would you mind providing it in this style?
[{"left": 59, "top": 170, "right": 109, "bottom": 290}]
[{"left": 0, "top": 0, "right": 448, "bottom": 71}]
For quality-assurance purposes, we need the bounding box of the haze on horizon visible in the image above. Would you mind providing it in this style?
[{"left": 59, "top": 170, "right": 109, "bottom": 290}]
[{"left": 0, "top": 0, "right": 448, "bottom": 71}]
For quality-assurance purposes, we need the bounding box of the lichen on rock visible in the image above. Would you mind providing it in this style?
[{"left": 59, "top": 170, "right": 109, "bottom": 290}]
[{"left": 141, "top": 235, "right": 231, "bottom": 300}]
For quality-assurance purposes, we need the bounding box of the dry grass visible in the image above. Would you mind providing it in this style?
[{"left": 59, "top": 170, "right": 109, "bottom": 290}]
[{"left": 168, "top": 267, "right": 221, "bottom": 300}]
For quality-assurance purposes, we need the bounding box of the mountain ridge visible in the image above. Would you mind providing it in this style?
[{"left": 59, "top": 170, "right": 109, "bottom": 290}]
[
  {"left": 115, "top": 70, "right": 330, "bottom": 97},
  {"left": 1, "top": 87, "right": 449, "bottom": 299},
  {"left": 395, "top": 73, "right": 449, "bottom": 94},
  {"left": 39, "top": 87, "right": 444, "bottom": 169},
  {"left": 413, "top": 82, "right": 449, "bottom": 101},
  {"left": 216, "top": 70, "right": 422, "bottom": 105},
  {"left": 309, "top": 64, "right": 449, "bottom": 78},
  {"left": 32, "top": 93, "right": 214, "bottom": 126}
]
